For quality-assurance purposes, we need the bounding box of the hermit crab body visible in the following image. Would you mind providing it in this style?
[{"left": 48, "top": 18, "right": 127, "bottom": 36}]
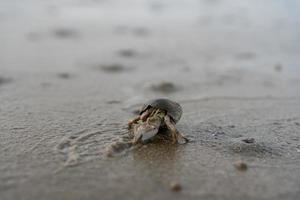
[
  {"left": 140, "top": 99, "right": 182, "bottom": 123},
  {"left": 128, "top": 98, "right": 188, "bottom": 144}
]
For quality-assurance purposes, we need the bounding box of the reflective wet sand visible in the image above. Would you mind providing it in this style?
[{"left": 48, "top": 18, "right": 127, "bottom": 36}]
[{"left": 1, "top": 0, "right": 300, "bottom": 199}]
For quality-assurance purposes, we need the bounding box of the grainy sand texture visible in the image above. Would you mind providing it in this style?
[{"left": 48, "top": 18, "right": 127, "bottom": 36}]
[{"left": 1, "top": 0, "right": 300, "bottom": 199}]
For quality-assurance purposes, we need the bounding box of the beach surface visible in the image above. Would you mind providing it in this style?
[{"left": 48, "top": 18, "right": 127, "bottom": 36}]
[{"left": 1, "top": 0, "right": 300, "bottom": 199}]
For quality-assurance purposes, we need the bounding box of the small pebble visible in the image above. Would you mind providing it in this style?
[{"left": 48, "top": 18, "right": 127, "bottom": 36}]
[
  {"left": 274, "top": 63, "right": 282, "bottom": 72},
  {"left": 100, "top": 64, "right": 126, "bottom": 72},
  {"left": 0, "top": 77, "right": 12, "bottom": 85},
  {"left": 106, "top": 100, "right": 121, "bottom": 104},
  {"left": 53, "top": 28, "right": 78, "bottom": 38},
  {"left": 169, "top": 181, "right": 182, "bottom": 192},
  {"left": 150, "top": 82, "right": 178, "bottom": 93},
  {"left": 234, "top": 161, "right": 248, "bottom": 171},
  {"left": 242, "top": 138, "right": 255, "bottom": 144},
  {"left": 118, "top": 49, "right": 136, "bottom": 57},
  {"left": 57, "top": 72, "right": 71, "bottom": 79},
  {"left": 133, "top": 27, "right": 150, "bottom": 36}
]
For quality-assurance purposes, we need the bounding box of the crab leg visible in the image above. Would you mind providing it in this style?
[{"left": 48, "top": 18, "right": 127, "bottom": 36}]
[
  {"left": 128, "top": 108, "right": 154, "bottom": 128},
  {"left": 140, "top": 109, "right": 152, "bottom": 121},
  {"left": 128, "top": 115, "right": 141, "bottom": 128},
  {"left": 164, "top": 115, "right": 188, "bottom": 144}
]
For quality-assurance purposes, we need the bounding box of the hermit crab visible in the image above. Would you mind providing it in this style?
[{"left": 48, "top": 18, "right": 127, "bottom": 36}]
[{"left": 128, "top": 98, "right": 188, "bottom": 144}]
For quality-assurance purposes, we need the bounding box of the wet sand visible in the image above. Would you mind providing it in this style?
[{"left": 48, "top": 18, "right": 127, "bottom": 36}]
[{"left": 1, "top": 0, "right": 300, "bottom": 199}]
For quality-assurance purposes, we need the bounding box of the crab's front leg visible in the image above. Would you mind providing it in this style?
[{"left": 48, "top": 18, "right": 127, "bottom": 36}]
[
  {"left": 140, "top": 109, "right": 152, "bottom": 121},
  {"left": 128, "top": 115, "right": 141, "bottom": 129},
  {"left": 164, "top": 115, "right": 188, "bottom": 144},
  {"left": 128, "top": 109, "right": 153, "bottom": 127}
]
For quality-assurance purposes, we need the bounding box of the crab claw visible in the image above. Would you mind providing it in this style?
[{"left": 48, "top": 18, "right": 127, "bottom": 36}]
[
  {"left": 141, "top": 127, "right": 159, "bottom": 141},
  {"left": 132, "top": 123, "right": 160, "bottom": 143}
]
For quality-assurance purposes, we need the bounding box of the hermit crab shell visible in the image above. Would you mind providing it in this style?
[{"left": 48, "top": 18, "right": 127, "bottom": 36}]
[{"left": 140, "top": 98, "right": 182, "bottom": 123}]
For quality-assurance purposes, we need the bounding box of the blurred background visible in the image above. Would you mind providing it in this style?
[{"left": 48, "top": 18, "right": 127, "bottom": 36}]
[{"left": 1, "top": 0, "right": 300, "bottom": 102}]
